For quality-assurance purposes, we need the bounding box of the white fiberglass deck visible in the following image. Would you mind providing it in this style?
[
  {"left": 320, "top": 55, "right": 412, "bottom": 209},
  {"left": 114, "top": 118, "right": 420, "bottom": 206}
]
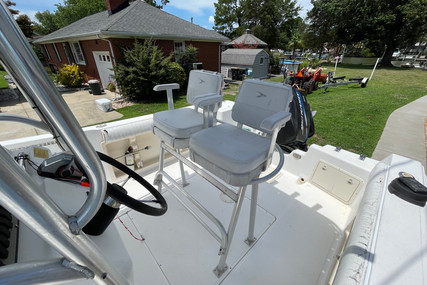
[{"left": 85, "top": 148, "right": 366, "bottom": 285}]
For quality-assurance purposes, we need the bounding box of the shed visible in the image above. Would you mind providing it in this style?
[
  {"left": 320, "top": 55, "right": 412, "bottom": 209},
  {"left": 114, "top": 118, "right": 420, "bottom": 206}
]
[{"left": 221, "top": 49, "right": 269, "bottom": 79}]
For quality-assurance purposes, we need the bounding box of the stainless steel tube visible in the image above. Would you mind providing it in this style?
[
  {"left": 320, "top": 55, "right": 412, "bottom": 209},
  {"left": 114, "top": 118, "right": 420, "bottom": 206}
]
[
  {"left": 0, "top": 259, "right": 92, "bottom": 285},
  {"left": 0, "top": 146, "right": 129, "bottom": 285},
  {"left": 0, "top": 1, "right": 106, "bottom": 232}
]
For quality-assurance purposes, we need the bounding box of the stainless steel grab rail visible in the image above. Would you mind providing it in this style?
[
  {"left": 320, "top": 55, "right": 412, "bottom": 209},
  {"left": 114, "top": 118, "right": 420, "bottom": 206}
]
[
  {"left": 0, "top": 3, "right": 128, "bottom": 284},
  {"left": 0, "top": 0, "right": 105, "bottom": 233}
]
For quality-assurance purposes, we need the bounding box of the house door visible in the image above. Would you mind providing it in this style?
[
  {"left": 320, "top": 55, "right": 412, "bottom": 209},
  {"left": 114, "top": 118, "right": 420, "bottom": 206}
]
[{"left": 93, "top": 51, "right": 114, "bottom": 88}]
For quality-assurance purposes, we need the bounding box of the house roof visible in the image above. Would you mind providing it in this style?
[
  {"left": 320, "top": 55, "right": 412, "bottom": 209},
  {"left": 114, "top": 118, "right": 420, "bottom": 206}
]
[
  {"left": 221, "top": 48, "right": 268, "bottom": 66},
  {"left": 227, "top": 30, "right": 267, "bottom": 48},
  {"left": 34, "top": 1, "right": 229, "bottom": 44}
]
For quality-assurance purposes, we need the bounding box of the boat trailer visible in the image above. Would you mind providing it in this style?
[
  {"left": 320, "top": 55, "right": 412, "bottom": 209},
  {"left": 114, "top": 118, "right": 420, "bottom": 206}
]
[{"left": 320, "top": 71, "right": 369, "bottom": 93}]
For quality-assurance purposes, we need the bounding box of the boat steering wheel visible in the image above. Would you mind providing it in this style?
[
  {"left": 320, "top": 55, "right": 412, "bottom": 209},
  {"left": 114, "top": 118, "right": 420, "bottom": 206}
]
[{"left": 97, "top": 151, "right": 167, "bottom": 216}]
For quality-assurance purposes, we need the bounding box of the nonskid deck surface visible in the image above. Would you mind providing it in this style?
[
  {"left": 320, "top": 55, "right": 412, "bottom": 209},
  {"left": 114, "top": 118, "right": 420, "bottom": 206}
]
[{"left": 114, "top": 160, "right": 351, "bottom": 284}]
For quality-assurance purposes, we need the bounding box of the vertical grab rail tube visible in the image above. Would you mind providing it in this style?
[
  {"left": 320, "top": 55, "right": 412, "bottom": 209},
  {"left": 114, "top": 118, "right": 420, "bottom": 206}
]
[
  {"left": 0, "top": 3, "right": 129, "bottom": 284},
  {"left": 0, "top": 147, "right": 128, "bottom": 285},
  {"left": 0, "top": 0, "right": 104, "bottom": 233}
]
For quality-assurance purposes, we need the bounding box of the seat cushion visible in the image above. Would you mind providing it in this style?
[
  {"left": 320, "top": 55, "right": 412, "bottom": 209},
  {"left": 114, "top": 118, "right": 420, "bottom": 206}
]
[
  {"left": 153, "top": 108, "right": 203, "bottom": 139},
  {"left": 190, "top": 124, "right": 271, "bottom": 178}
]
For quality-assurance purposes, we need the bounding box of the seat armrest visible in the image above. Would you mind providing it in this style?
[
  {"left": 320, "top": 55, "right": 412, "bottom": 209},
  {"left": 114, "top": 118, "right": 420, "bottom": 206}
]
[
  {"left": 153, "top": 83, "right": 180, "bottom": 91},
  {"left": 192, "top": 93, "right": 222, "bottom": 108},
  {"left": 153, "top": 83, "right": 180, "bottom": 110},
  {"left": 260, "top": 111, "right": 291, "bottom": 133}
]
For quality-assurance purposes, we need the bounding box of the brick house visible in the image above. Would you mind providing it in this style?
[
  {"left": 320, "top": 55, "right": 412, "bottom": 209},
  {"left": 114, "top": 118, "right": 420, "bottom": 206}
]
[{"left": 34, "top": 0, "right": 229, "bottom": 87}]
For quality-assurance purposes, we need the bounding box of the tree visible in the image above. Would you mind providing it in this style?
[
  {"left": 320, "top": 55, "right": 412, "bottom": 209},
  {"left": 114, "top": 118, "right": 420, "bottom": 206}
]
[
  {"left": 307, "top": 0, "right": 427, "bottom": 66},
  {"left": 34, "top": 11, "right": 59, "bottom": 35},
  {"left": 213, "top": 0, "right": 246, "bottom": 39},
  {"left": 213, "top": 0, "right": 301, "bottom": 49},
  {"left": 54, "top": 0, "right": 106, "bottom": 28},
  {"left": 303, "top": 1, "right": 337, "bottom": 59},
  {"left": 5, "top": 0, "right": 19, "bottom": 15},
  {"left": 16, "top": 14, "right": 34, "bottom": 37},
  {"left": 34, "top": 0, "right": 106, "bottom": 34},
  {"left": 245, "top": 0, "right": 301, "bottom": 49},
  {"left": 145, "top": 0, "right": 169, "bottom": 9}
]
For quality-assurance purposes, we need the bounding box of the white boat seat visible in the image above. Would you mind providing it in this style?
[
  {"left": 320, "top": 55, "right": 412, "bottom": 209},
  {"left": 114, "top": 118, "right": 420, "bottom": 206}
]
[
  {"left": 190, "top": 124, "right": 271, "bottom": 186},
  {"left": 153, "top": 69, "right": 224, "bottom": 185},
  {"left": 189, "top": 79, "right": 294, "bottom": 186},
  {"left": 153, "top": 108, "right": 204, "bottom": 148},
  {"left": 152, "top": 70, "right": 224, "bottom": 149},
  {"left": 155, "top": 79, "right": 293, "bottom": 276}
]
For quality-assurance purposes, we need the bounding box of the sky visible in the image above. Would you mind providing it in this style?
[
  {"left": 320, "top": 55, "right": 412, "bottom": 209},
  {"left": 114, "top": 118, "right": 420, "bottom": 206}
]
[{"left": 11, "top": 0, "right": 313, "bottom": 30}]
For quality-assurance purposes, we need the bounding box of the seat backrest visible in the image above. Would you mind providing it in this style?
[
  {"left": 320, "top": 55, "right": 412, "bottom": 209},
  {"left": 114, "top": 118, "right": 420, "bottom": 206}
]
[
  {"left": 186, "top": 70, "right": 224, "bottom": 105},
  {"left": 232, "top": 79, "right": 293, "bottom": 132}
]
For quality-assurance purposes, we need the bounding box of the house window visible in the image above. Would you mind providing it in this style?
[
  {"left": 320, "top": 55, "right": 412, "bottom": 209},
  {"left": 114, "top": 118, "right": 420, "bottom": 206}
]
[
  {"left": 260, "top": 57, "right": 264, "bottom": 64},
  {"left": 63, "top": 43, "right": 74, "bottom": 64},
  {"left": 174, "top": 41, "right": 185, "bottom": 57},
  {"left": 69, "top": 41, "right": 86, "bottom": 65},
  {"left": 43, "top": 44, "right": 51, "bottom": 60},
  {"left": 53, "top": 43, "right": 61, "bottom": 61}
]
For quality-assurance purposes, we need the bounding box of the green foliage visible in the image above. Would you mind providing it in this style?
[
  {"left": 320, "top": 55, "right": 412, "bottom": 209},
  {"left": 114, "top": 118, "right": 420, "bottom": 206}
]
[
  {"left": 114, "top": 40, "right": 186, "bottom": 101},
  {"left": 267, "top": 50, "right": 282, "bottom": 74},
  {"left": 175, "top": 45, "right": 198, "bottom": 76},
  {"left": 360, "top": 48, "right": 376, "bottom": 57},
  {"left": 311, "top": 58, "right": 321, "bottom": 68},
  {"left": 107, "top": 82, "right": 116, "bottom": 92},
  {"left": 34, "top": 11, "right": 60, "bottom": 35},
  {"left": 306, "top": 0, "right": 427, "bottom": 66},
  {"left": 213, "top": 0, "right": 245, "bottom": 39},
  {"left": 168, "top": 62, "right": 186, "bottom": 87},
  {"left": 35, "top": 0, "right": 106, "bottom": 34},
  {"left": 300, "top": 60, "right": 309, "bottom": 69},
  {"left": 213, "top": 0, "right": 301, "bottom": 49},
  {"left": 16, "top": 14, "right": 34, "bottom": 37},
  {"left": 145, "top": 0, "right": 169, "bottom": 8},
  {"left": 32, "top": 45, "right": 45, "bottom": 63},
  {"left": 56, "top": 64, "right": 84, "bottom": 87}
]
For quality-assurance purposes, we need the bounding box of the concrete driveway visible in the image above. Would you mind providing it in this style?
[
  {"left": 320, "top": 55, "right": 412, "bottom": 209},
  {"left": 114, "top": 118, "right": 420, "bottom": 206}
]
[{"left": 0, "top": 88, "right": 123, "bottom": 141}]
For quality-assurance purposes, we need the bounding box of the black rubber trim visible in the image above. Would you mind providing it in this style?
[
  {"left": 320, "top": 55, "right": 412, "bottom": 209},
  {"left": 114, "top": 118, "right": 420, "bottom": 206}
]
[
  {"left": 0, "top": 217, "right": 12, "bottom": 229},
  {"left": 97, "top": 152, "right": 167, "bottom": 216},
  {"left": 0, "top": 208, "right": 12, "bottom": 220},
  {"left": 0, "top": 225, "right": 10, "bottom": 239},
  {"left": 388, "top": 176, "right": 427, "bottom": 207},
  {"left": 0, "top": 235, "right": 10, "bottom": 248}
]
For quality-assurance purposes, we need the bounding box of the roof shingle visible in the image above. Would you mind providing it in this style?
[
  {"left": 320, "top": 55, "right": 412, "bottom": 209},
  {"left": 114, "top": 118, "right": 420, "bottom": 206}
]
[{"left": 35, "top": 1, "right": 229, "bottom": 44}]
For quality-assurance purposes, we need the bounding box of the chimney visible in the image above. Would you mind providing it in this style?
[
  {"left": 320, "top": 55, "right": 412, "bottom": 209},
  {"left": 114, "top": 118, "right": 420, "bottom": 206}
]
[{"left": 106, "top": 0, "right": 129, "bottom": 15}]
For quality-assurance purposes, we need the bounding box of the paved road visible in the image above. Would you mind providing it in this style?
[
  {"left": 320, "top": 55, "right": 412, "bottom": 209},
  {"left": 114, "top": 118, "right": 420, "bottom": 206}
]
[{"left": 0, "top": 87, "right": 122, "bottom": 141}]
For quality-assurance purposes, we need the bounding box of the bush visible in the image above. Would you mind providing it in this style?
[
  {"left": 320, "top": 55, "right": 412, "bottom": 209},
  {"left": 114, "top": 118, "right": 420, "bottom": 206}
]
[
  {"left": 115, "top": 40, "right": 186, "bottom": 101},
  {"left": 267, "top": 50, "right": 282, "bottom": 74},
  {"left": 175, "top": 45, "right": 198, "bottom": 76},
  {"left": 168, "top": 62, "right": 186, "bottom": 87},
  {"left": 56, "top": 63, "right": 84, "bottom": 87},
  {"left": 360, "top": 48, "right": 376, "bottom": 57}
]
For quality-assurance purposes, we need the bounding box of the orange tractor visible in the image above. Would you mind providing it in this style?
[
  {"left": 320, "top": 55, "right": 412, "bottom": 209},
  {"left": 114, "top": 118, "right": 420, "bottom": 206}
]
[{"left": 284, "top": 67, "right": 327, "bottom": 94}]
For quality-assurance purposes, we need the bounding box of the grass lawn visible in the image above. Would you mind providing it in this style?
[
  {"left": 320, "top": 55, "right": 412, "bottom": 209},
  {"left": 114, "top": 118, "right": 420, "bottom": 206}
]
[
  {"left": 0, "top": 71, "right": 9, "bottom": 89},
  {"left": 269, "top": 64, "right": 427, "bottom": 156},
  {"left": 116, "top": 65, "right": 426, "bottom": 157}
]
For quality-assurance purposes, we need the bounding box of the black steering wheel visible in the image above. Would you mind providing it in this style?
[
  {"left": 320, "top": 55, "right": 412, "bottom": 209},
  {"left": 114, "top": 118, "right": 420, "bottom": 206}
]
[{"left": 97, "top": 151, "right": 167, "bottom": 216}]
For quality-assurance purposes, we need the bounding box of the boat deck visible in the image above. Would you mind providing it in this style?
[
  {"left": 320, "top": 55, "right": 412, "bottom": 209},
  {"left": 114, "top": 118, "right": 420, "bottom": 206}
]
[{"left": 69, "top": 146, "right": 370, "bottom": 285}]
